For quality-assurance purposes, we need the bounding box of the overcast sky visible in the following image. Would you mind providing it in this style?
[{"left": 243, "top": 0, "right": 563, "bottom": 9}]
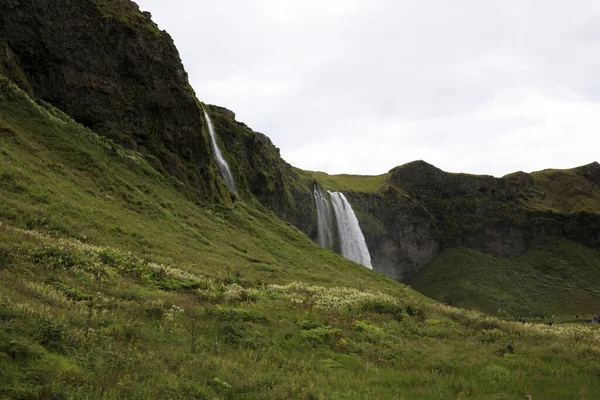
[{"left": 135, "top": 0, "right": 600, "bottom": 177}]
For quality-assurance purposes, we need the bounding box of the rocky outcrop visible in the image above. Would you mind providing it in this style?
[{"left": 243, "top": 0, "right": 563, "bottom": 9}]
[{"left": 0, "top": 0, "right": 225, "bottom": 200}]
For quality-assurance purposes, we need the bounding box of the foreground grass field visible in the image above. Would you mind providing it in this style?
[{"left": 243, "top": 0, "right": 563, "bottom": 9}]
[{"left": 2, "top": 76, "right": 600, "bottom": 398}]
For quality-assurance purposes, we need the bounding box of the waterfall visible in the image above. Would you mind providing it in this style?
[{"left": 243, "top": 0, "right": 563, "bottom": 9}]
[
  {"left": 328, "top": 191, "right": 373, "bottom": 269},
  {"left": 313, "top": 187, "right": 335, "bottom": 250},
  {"left": 203, "top": 108, "right": 237, "bottom": 194}
]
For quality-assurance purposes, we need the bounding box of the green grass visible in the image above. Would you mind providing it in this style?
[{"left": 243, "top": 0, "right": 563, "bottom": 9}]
[
  {"left": 306, "top": 171, "right": 392, "bottom": 193},
  {"left": 3, "top": 75, "right": 600, "bottom": 398},
  {"left": 409, "top": 240, "right": 600, "bottom": 316},
  {"left": 526, "top": 168, "right": 600, "bottom": 214}
]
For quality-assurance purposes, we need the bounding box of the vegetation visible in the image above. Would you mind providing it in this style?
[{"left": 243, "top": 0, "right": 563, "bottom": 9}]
[
  {"left": 306, "top": 171, "right": 391, "bottom": 193},
  {"left": 2, "top": 70, "right": 600, "bottom": 398},
  {"left": 409, "top": 241, "right": 600, "bottom": 316},
  {"left": 526, "top": 168, "right": 600, "bottom": 214}
]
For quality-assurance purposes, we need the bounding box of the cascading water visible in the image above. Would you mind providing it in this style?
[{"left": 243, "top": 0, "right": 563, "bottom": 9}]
[
  {"left": 328, "top": 191, "right": 373, "bottom": 269},
  {"left": 313, "top": 187, "right": 335, "bottom": 250},
  {"left": 203, "top": 108, "right": 237, "bottom": 194}
]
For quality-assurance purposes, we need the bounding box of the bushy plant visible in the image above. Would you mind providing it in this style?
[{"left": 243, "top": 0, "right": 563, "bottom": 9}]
[{"left": 299, "top": 326, "right": 343, "bottom": 346}]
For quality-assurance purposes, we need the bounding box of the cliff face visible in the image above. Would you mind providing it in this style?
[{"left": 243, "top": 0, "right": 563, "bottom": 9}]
[
  {"left": 324, "top": 160, "right": 600, "bottom": 281},
  {"left": 205, "top": 105, "right": 317, "bottom": 235},
  {"left": 345, "top": 189, "right": 439, "bottom": 281},
  {"left": 0, "top": 0, "right": 225, "bottom": 199}
]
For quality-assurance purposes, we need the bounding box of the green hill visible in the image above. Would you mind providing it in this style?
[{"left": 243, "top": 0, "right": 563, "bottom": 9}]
[
  {"left": 408, "top": 240, "right": 600, "bottom": 316},
  {"left": 3, "top": 73, "right": 600, "bottom": 399}
]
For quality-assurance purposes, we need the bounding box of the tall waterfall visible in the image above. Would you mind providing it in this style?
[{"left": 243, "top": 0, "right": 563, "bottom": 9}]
[
  {"left": 328, "top": 191, "right": 373, "bottom": 269},
  {"left": 203, "top": 108, "right": 237, "bottom": 194},
  {"left": 313, "top": 187, "right": 335, "bottom": 250}
]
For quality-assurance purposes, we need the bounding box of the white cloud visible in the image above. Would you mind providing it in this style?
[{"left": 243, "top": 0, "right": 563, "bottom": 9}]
[{"left": 259, "top": 0, "right": 371, "bottom": 23}]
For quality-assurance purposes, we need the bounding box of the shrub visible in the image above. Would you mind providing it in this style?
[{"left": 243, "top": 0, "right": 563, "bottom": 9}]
[
  {"left": 209, "top": 306, "right": 267, "bottom": 324},
  {"left": 296, "top": 318, "right": 323, "bottom": 330},
  {"left": 220, "top": 321, "right": 248, "bottom": 344},
  {"left": 37, "top": 318, "right": 65, "bottom": 350},
  {"left": 352, "top": 320, "right": 384, "bottom": 334},
  {"left": 29, "top": 246, "right": 89, "bottom": 271},
  {"left": 52, "top": 282, "right": 92, "bottom": 302},
  {"left": 5, "top": 337, "right": 44, "bottom": 361},
  {"left": 144, "top": 306, "right": 165, "bottom": 319},
  {"left": 0, "top": 246, "right": 11, "bottom": 269},
  {"left": 406, "top": 305, "right": 426, "bottom": 321},
  {"left": 299, "top": 326, "right": 343, "bottom": 346}
]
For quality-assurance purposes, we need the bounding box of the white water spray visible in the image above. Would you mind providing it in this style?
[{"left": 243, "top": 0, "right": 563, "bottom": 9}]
[
  {"left": 203, "top": 108, "right": 236, "bottom": 194},
  {"left": 328, "top": 191, "right": 373, "bottom": 269},
  {"left": 313, "top": 187, "right": 335, "bottom": 250}
]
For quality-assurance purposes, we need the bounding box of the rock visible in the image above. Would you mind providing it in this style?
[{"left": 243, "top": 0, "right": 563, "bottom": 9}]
[{"left": 345, "top": 188, "right": 439, "bottom": 281}]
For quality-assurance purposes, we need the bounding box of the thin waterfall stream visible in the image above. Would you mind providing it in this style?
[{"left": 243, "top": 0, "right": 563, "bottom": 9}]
[{"left": 203, "top": 108, "right": 237, "bottom": 194}]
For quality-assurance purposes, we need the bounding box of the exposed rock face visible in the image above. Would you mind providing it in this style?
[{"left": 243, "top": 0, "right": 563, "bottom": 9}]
[
  {"left": 345, "top": 188, "right": 439, "bottom": 281},
  {"left": 0, "top": 0, "right": 223, "bottom": 199}
]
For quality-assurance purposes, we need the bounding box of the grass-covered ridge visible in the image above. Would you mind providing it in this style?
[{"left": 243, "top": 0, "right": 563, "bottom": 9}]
[
  {"left": 525, "top": 167, "right": 600, "bottom": 214},
  {"left": 3, "top": 75, "right": 600, "bottom": 398},
  {"left": 306, "top": 171, "right": 391, "bottom": 193}
]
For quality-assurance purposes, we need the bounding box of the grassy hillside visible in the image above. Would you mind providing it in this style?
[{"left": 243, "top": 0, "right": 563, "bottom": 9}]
[
  {"left": 525, "top": 168, "right": 600, "bottom": 214},
  {"left": 3, "top": 76, "right": 600, "bottom": 398},
  {"left": 409, "top": 241, "right": 600, "bottom": 316},
  {"left": 306, "top": 171, "right": 391, "bottom": 193}
]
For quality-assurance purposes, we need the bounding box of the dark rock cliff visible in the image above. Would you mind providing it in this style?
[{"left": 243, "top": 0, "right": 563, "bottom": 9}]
[
  {"left": 0, "top": 0, "right": 226, "bottom": 200},
  {"left": 345, "top": 188, "right": 439, "bottom": 281}
]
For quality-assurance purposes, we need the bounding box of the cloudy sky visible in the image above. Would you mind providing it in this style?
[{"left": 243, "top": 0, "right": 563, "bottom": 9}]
[{"left": 135, "top": 0, "right": 600, "bottom": 177}]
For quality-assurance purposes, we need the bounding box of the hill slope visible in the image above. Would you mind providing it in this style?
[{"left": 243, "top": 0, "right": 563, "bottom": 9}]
[{"left": 3, "top": 75, "right": 600, "bottom": 399}]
